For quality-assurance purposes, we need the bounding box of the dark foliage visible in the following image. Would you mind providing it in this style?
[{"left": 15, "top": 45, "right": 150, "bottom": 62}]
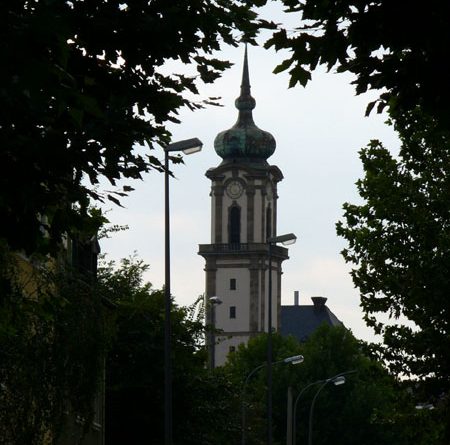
[
  {"left": 0, "top": 0, "right": 265, "bottom": 255},
  {"left": 0, "top": 245, "right": 105, "bottom": 445},
  {"left": 225, "top": 325, "right": 442, "bottom": 445},
  {"left": 266, "top": 0, "right": 450, "bottom": 127},
  {"left": 100, "top": 256, "right": 241, "bottom": 445},
  {"left": 337, "top": 110, "right": 450, "bottom": 440}
]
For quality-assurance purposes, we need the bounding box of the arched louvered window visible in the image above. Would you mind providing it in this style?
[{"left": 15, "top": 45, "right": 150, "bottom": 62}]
[{"left": 229, "top": 206, "right": 241, "bottom": 245}]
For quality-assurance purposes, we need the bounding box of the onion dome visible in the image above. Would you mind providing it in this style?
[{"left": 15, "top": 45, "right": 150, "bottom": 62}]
[{"left": 214, "top": 46, "right": 276, "bottom": 164}]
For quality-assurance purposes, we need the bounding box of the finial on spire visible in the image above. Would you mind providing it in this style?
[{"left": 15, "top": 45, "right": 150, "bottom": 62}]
[
  {"left": 213, "top": 44, "right": 276, "bottom": 164},
  {"left": 241, "top": 44, "right": 251, "bottom": 96},
  {"left": 235, "top": 45, "right": 256, "bottom": 113}
]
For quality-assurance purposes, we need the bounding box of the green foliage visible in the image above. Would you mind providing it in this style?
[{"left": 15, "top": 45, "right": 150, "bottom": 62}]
[
  {"left": 0, "top": 0, "right": 266, "bottom": 255},
  {"left": 100, "top": 255, "right": 241, "bottom": 445},
  {"left": 224, "top": 325, "right": 439, "bottom": 445},
  {"left": 225, "top": 333, "right": 303, "bottom": 445},
  {"left": 0, "top": 245, "right": 105, "bottom": 445},
  {"left": 265, "top": 0, "right": 450, "bottom": 127},
  {"left": 337, "top": 111, "right": 450, "bottom": 382},
  {"left": 337, "top": 110, "right": 450, "bottom": 441}
]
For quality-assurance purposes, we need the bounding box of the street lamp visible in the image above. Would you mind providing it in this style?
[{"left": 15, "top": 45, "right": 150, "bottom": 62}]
[
  {"left": 292, "top": 380, "right": 322, "bottom": 445},
  {"left": 208, "top": 296, "right": 222, "bottom": 369},
  {"left": 164, "top": 137, "right": 202, "bottom": 445},
  {"left": 292, "top": 374, "right": 348, "bottom": 445},
  {"left": 415, "top": 403, "right": 434, "bottom": 410},
  {"left": 307, "top": 371, "right": 356, "bottom": 445},
  {"left": 242, "top": 355, "right": 304, "bottom": 445},
  {"left": 266, "top": 233, "right": 297, "bottom": 445}
]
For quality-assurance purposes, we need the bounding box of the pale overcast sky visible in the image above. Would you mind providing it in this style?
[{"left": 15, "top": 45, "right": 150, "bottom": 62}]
[{"left": 100, "top": 7, "right": 400, "bottom": 343}]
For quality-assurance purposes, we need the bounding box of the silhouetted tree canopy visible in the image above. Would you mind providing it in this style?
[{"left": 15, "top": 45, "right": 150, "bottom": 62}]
[
  {"left": 0, "top": 0, "right": 265, "bottom": 254},
  {"left": 100, "top": 255, "right": 241, "bottom": 445},
  {"left": 337, "top": 110, "right": 450, "bottom": 439},
  {"left": 224, "top": 326, "right": 441, "bottom": 445},
  {"left": 266, "top": 0, "right": 450, "bottom": 126}
]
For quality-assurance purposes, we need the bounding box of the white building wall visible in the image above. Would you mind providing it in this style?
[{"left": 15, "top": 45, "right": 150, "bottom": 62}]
[
  {"left": 215, "top": 267, "right": 250, "bottom": 332},
  {"left": 202, "top": 165, "right": 286, "bottom": 367},
  {"left": 215, "top": 335, "right": 249, "bottom": 366}
]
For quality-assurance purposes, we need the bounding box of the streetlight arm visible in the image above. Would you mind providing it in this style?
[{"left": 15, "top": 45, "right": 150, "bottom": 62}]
[
  {"left": 292, "top": 380, "right": 323, "bottom": 445},
  {"left": 241, "top": 363, "right": 266, "bottom": 445},
  {"left": 307, "top": 381, "right": 328, "bottom": 445},
  {"left": 242, "top": 356, "right": 303, "bottom": 445},
  {"left": 243, "top": 363, "right": 267, "bottom": 389},
  {"left": 308, "top": 371, "right": 357, "bottom": 445}
]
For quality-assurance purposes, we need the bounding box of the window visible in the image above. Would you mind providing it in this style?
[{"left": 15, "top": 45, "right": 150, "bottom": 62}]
[
  {"left": 229, "top": 206, "right": 241, "bottom": 244},
  {"left": 230, "top": 278, "right": 236, "bottom": 290},
  {"left": 229, "top": 306, "right": 236, "bottom": 319},
  {"left": 229, "top": 346, "right": 236, "bottom": 353},
  {"left": 266, "top": 206, "right": 272, "bottom": 240}
]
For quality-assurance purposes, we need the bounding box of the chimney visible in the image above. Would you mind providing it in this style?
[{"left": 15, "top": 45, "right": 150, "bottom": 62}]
[
  {"left": 294, "top": 291, "right": 299, "bottom": 306},
  {"left": 311, "top": 296, "right": 327, "bottom": 310}
]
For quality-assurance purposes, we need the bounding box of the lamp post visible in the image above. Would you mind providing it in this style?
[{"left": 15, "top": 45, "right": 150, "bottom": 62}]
[
  {"left": 292, "top": 380, "right": 323, "bottom": 445},
  {"left": 164, "top": 137, "right": 202, "bottom": 445},
  {"left": 242, "top": 355, "right": 304, "bottom": 445},
  {"left": 292, "top": 372, "right": 352, "bottom": 445},
  {"left": 307, "top": 371, "right": 356, "bottom": 445},
  {"left": 266, "top": 233, "right": 297, "bottom": 445},
  {"left": 208, "top": 296, "right": 222, "bottom": 369}
]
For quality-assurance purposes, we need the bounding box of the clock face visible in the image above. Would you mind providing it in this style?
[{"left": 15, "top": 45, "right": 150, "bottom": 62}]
[{"left": 226, "top": 180, "right": 244, "bottom": 199}]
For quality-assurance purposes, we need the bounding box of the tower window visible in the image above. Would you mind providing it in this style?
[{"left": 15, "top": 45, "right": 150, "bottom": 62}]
[
  {"left": 229, "top": 206, "right": 241, "bottom": 244},
  {"left": 229, "top": 306, "right": 236, "bottom": 319},
  {"left": 230, "top": 278, "right": 236, "bottom": 290},
  {"left": 266, "top": 206, "right": 272, "bottom": 240}
]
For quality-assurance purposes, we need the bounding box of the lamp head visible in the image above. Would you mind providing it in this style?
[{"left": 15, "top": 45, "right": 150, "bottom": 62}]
[
  {"left": 416, "top": 403, "right": 434, "bottom": 410},
  {"left": 331, "top": 376, "right": 346, "bottom": 386},
  {"left": 209, "top": 296, "right": 222, "bottom": 305},
  {"left": 284, "top": 355, "right": 304, "bottom": 365},
  {"left": 268, "top": 233, "right": 297, "bottom": 246},
  {"left": 281, "top": 236, "right": 297, "bottom": 246},
  {"left": 165, "top": 137, "right": 203, "bottom": 154}
]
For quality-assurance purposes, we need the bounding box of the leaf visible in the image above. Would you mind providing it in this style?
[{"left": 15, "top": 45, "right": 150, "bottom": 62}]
[
  {"left": 107, "top": 195, "right": 124, "bottom": 207},
  {"left": 365, "top": 101, "right": 376, "bottom": 116},
  {"left": 273, "top": 58, "right": 293, "bottom": 75},
  {"left": 288, "top": 65, "right": 311, "bottom": 88}
]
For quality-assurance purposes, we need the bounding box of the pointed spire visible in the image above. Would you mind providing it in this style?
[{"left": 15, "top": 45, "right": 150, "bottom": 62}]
[
  {"left": 213, "top": 45, "right": 276, "bottom": 164},
  {"left": 241, "top": 44, "right": 251, "bottom": 97},
  {"left": 235, "top": 45, "right": 256, "bottom": 120}
]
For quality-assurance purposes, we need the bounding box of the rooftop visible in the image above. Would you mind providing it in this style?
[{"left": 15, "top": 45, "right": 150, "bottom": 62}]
[{"left": 281, "top": 295, "right": 342, "bottom": 342}]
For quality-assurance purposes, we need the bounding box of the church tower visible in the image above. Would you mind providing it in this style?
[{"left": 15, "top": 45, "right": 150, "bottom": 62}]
[{"left": 198, "top": 48, "right": 291, "bottom": 366}]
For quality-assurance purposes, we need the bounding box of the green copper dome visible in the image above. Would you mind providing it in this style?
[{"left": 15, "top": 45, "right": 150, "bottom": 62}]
[{"left": 214, "top": 47, "right": 276, "bottom": 164}]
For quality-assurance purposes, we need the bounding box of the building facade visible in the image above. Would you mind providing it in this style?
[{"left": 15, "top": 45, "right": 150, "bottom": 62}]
[{"left": 198, "top": 48, "right": 292, "bottom": 366}]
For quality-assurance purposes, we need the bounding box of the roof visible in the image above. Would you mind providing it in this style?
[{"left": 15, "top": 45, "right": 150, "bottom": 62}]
[
  {"left": 213, "top": 45, "right": 276, "bottom": 165},
  {"left": 280, "top": 298, "right": 342, "bottom": 342}
]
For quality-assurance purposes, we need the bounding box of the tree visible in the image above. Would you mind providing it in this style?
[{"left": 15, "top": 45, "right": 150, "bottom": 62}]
[
  {"left": 100, "top": 255, "right": 241, "bottom": 445},
  {"left": 0, "top": 243, "right": 106, "bottom": 445},
  {"left": 337, "top": 110, "right": 450, "bottom": 439},
  {"left": 224, "top": 333, "right": 303, "bottom": 445},
  {"left": 0, "top": 0, "right": 265, "bottom": 255},
  {"left": 265, "top": 0, "right": 450, "bottom": 127},
  {"left": 224, "top": 325, "right": 440, "bottom": 445}
]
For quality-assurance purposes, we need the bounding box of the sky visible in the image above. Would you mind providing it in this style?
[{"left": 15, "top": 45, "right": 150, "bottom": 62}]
[{"left": 100, "top": 7, "right": 400, "bottom": 343}]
